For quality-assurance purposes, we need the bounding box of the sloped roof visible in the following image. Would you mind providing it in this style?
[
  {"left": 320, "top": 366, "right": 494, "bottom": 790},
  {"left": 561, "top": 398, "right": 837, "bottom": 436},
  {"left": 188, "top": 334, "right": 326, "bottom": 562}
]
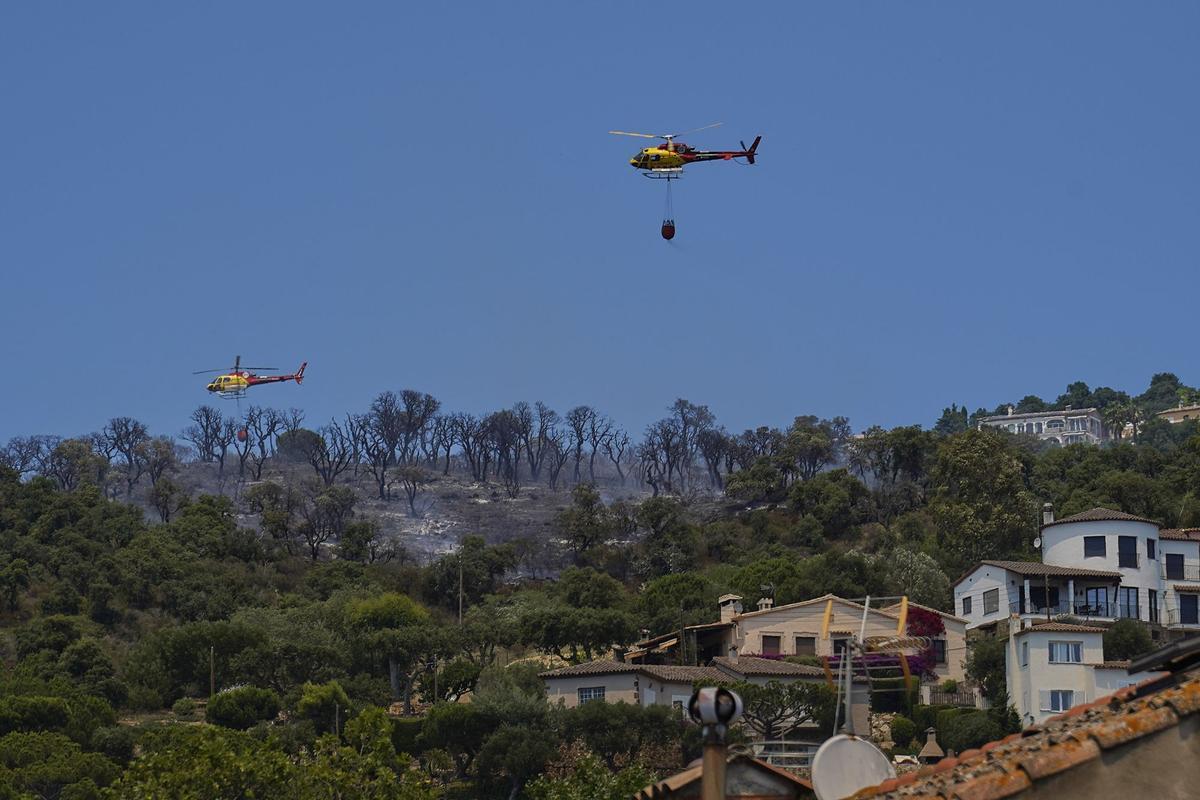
[
  {"left": 851, "top": 671, "right": 1200, "bottom": 799},
  {"left": 954, "top": 560, "right": 1122, "bottom": 586},
  {"left": 1015, "top": 622, "right": 1106, "bottom": 635},
  {"left": 712, "top": 656, "right": 826, "bottom": 678},
  {"left": 635, "top": 753, "right": 812, "bottom": 799},
  {"left": 735, "top": 593, "right": 902, "bottom": 621},
  {"left": 882, "top": 599, "right": 966, "bottom": 624},
  {"left": 539, "top": 659, "right": 726, "bottom": 683},
  {"left": 638, "top": 664, "right": 726, "bottom": 683},
  {"left": 539, "top": 660, "right": 635, "bottom": 678},
  {"left": 1160, "top": 528, "right": 1200, "bottom": 541},
  {"left": 1042, "top": 507, "right": 1161, "bottom": 529}
]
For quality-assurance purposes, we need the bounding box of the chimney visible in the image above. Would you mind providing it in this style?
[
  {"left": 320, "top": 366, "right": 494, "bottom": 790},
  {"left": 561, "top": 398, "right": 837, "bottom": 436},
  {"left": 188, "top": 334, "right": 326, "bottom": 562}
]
[
  {"left": 728, "top": 645, "right": 739, "bottom": 663},
  {"left": 756, "top": 597, "right": 774, "bottom": 612},
  {"left": 1007, "top": 405, "right": 1015, "bottom": 416},
  {"left": 718, "top": 594, "right": 743, "bottom": 623},
  {"left": 1042, "top": 502, "right": 1054, "bottom": 526}
]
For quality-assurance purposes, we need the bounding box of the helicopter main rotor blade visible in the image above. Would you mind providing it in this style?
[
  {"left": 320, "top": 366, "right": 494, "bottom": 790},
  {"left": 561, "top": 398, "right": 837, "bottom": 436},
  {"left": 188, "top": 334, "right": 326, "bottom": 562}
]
[
  {"left": 668, "top": 122, "right": 723, "bottom": 138},
  {"left": 193, "top": 369, "right": 228, "bottom": 375},
  {"left": 608, "top": 130, "right": 662, "bottom": 139}
]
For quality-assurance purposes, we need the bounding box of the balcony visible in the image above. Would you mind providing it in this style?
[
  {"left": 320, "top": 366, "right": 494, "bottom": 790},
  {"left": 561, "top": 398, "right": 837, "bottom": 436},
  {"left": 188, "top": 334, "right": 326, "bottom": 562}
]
[
  {"left": 1164, "top": 608, "right": 1200, "bottom": 627},
  {"left": 1162, "top": 563, "right": 1200, "bottom": 582},
  {"left": 1010, "top": 600, "right": 1143, "bottom": 621}
]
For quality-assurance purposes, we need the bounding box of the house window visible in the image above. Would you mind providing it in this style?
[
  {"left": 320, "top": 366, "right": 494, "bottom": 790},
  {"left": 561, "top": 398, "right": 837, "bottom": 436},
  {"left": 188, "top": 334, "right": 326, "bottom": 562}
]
[
  {"left": 1020, "top": 641, "right": 1029, "bottom": 667},
  {"left": 832, "top": 637, "right": 850, "bottom": 655},
  {"left": 983, "top": 588, "right": 999, "bottom": 615},
  {"left": 1047, "top": 641, "right": 1082, "bottom": 663},
  {"left": 1083, "top": 586, "right": 1108, "bottom": 616},
  {"left": 761, "top": 635, "right": 781, "bottom": 656},
  {"left": 931, "top": 638, "right": 947, "bottom": 665},
  {"left": 1181, "top": 594, "right": 1199, "bottom": 625},
  {"left": 1084, "top": 536, "right": 1106, "bottom": 558},
  {"left": 1166, "top": 554, "right": 1185, "bottom": 580},
  {"left": 961, "top": 596, "right": 973, "bottom": 616},
  {"left": 1118, "top": 536, "right": 1138, "bottom": 569},
  {"left": 1147, "top": 539, "right": 1156, "bottom": 560},
  {"left": 1118, "top": 587, "right": 1139, "bottom": 620},
  {"left": 1044, "top": 690, "right": 1075, "bottom": 712},
  {"left": 1149, "top": 589, "right": 1159, "bottom": 624},
  {"left": 577, "top": 687, "right": 606, "bottom": 704},
  {"left": 795, "top": 636, "right": 816, "bottom": 656}
]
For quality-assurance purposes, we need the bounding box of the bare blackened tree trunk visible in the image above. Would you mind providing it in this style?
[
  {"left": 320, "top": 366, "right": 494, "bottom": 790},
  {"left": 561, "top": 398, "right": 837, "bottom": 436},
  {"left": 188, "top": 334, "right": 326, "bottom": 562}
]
[
  {"left": 303, "top": 419, "right": 355, "bottom": 486},
  {"left": 182, "top": 406, "right": 225, "bottom": 463},
  {"left": 602, "top": 429, "right": 631, "bottom": 486},
  {"left": 245, "top": 407, "right": 283, "bottom": 479},
  {"left": 399, "top": 390, "right": 440, "bottom": 464},
  {"left": 102, "top": 417, "right": 150, "bottom": 497},
  {"left": 586, "top": 414, "right": 614, "bottom": 483},
  {"left": 430, "top": 415, "right": 455, "bottom": 475},
  {"left": 452, "top": 413, "right": 487, "bottom": 481},
  {"left": 697, "top": 428, "right": 728, "bottom": 491},
  {"left": 566, "top": 406, "right": 594, "bottom": 484},
  {"left": 546, "top": 430, "right": 571, "bottom": 491}
]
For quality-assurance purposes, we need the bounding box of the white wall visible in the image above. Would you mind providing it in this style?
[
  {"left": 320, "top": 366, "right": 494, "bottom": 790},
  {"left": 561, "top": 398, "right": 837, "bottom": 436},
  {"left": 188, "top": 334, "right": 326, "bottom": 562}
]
[
  {"left": 955, "top": 566, "right": 1019, "bottom": 629},
  {"left": 1042, "top": 519, "right": 1161, "bottom": 621},
  {"left": 1006, "top": 620, "right": 1104, "bottom": 725}
]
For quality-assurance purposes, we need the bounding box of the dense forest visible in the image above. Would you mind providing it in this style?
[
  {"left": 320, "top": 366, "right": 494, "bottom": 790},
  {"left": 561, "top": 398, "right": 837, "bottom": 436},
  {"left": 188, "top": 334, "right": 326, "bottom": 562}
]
[{"left": 1, "top": 372, "right": 1198, "bottom": 798}]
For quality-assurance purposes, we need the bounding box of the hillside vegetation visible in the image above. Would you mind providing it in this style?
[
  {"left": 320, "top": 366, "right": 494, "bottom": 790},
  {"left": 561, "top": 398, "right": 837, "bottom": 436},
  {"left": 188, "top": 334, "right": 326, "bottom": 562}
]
[{"left": 2, "top": 372, "right": 1199, "bottom": 797}]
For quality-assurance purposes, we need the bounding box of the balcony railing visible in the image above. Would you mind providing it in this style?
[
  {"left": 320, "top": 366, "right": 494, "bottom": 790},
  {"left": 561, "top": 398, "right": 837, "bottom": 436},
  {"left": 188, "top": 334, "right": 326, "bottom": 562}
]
[
  {"left": 1010, "top": 600, "right": 1143, "bottom": 621},
  {"left": 1164, "top": 609, "right": 1200, "bottom": 626},
  {"left": 1162, "top": 563, "right": 1200, "bottom": 582}
]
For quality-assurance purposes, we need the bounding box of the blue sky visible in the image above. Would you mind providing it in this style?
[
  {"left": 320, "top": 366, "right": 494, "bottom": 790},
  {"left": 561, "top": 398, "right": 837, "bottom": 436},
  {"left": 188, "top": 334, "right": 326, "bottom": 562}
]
[{"left": 2, "top": 3, "right": 1198, "bottom": 442}]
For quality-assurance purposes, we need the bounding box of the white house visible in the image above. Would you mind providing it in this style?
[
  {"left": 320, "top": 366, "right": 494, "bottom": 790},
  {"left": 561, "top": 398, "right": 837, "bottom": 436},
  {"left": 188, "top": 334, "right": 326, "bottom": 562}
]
[
  {"left": 954, "top": 507, "right": 1200, "bottom": 634},
  {"left": 1004, "top": 617, "right": 1161, "bottom": 726},
  {"left": 977, "top": 406, "right": 1108, "bottom": 445}
]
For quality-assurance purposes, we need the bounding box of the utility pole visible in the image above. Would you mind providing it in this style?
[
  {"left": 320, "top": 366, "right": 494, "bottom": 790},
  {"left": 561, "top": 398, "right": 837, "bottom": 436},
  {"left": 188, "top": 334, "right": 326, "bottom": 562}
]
[{"left": 209, "top": 645, "right": 215, "bottom": 699}]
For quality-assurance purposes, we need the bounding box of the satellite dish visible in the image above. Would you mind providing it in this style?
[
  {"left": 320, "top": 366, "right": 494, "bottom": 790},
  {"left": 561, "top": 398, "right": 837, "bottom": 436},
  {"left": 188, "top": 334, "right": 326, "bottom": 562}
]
[
  {"left": 811, "top": 734, "right": 896, "bottom": 800},
  {"left": 1033, "top": 537, "right": 1042, "bottom": 549}
]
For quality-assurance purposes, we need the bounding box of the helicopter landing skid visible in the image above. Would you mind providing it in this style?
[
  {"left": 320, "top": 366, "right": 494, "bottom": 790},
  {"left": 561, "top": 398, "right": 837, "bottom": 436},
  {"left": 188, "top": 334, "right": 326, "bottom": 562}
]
[
  {"left": 642, "top": 168, "right": 683, "bottom": 180},
  {"left": 215, "top": 390, "right": 247, "bottom": 400}
]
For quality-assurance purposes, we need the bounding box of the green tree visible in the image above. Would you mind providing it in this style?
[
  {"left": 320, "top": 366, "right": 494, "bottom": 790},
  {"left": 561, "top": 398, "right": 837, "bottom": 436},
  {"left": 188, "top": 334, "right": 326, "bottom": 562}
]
[
  {"left": 1103, "top": 619, "right": 1153, "bottom": 661},
  {"left": 295, "top": 680, "right": 352, "bottom": 736},
  {"left": 476, "top": 724, "right": 558, "bottom": 800},
  {"left": 524, "top": 747, "right": 656, "bottom": 800},
  {"left": 556, "top": 484, "right": 615, "bottom": 564},
  {"left": 965, "top": 634, "right": 1007, "bottom": 703},
  {"left": 418, "top": 703, "right": 494, "bottom": 778},
  {"left": 712, "top": 680, "right": 837, "bottom": 740},
  {"left": 348, "top": 594, "right": 434, "bottom": 712}
]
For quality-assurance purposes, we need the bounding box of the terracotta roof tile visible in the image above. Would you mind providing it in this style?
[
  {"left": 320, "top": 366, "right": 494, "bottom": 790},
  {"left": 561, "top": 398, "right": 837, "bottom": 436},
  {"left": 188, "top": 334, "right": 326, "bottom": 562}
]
[
  {"left": 1085, "top": 704, "right": 1178, "bottom": 749},
  {"left": 539, "top": 660, "right": 634, "bottom": 678},
  {"left": 1012, "top": 734, "right": 1099, "bottom": 780},
  {"left": 1042, "top": 507, "right": 1161, "bottom": 528},
  {"left": 950, "top": 768, "right": 1033, "bottom": 800},
  {"left": 1015, "top": 622, "right": 1106, "bottom": 634},
  {"left": 955, "top": 560, "right": 1122, "bottom": 585},
  {"left": 1159, "top": 528, "right": 1200, "bottom": 541},
  {"left": 1096, "top": 660, "right": 1131, "bottom": 669},
  {"left": 711, "top": 656, "right": 826, "bottom": 678},
  {"left": 852, "top": 667, "right": 1200, "bottom": 799},
  {"left": 638, "top": 664, "right": 726, "bottom": 683}
]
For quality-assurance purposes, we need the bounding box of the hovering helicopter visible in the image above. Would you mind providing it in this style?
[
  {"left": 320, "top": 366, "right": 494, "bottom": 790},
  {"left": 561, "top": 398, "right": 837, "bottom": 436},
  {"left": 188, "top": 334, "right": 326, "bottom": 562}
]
[
  {"left": 194, "top": 355, "right": 307, "bottom": 398},
  {"left": 609, "top": 122, "right": 761, "bottom": 179},
  {"left": 610, "top": 123, "right": 762, "bottom": 239}
]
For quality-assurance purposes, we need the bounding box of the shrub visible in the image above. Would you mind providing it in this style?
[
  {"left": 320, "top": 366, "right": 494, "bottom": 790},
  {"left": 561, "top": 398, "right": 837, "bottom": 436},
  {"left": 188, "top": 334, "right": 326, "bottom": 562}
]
[
  {"left": 890, "top": 715, "right": 917, "bottom": 748},
  {"left": 171, "top": 698, "right": 196, "bottom": 718},
  {"left": 392, "top": 717, "right": 424, "bottom": 757},
  {"left": 940, "top": 679, "right": 959, "bottom": 693},
  {"left": 942, "top": 711, "right": 1001, "bottom": 753},
  {"left": 206, "top": 686, "right": 280, "bottom": 731}
]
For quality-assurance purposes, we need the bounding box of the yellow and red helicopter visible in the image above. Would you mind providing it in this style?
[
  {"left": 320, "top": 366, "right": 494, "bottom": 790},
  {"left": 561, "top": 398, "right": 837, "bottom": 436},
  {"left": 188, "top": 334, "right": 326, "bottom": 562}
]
[
  {"left": 194, "top": 355, "right": 307, "bottom": 398},
  {"left": 609, "top": 122, "right": 761, "bottom": 180},
  {"left": 610, "top": 123, "right": 761, "bottom": 239}
]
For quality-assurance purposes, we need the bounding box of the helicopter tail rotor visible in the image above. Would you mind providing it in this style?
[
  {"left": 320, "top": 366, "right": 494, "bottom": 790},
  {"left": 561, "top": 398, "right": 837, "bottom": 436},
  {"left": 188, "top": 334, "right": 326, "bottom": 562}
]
[{"left": 741, "top": 135, "right": 762, "bottom": 165}]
